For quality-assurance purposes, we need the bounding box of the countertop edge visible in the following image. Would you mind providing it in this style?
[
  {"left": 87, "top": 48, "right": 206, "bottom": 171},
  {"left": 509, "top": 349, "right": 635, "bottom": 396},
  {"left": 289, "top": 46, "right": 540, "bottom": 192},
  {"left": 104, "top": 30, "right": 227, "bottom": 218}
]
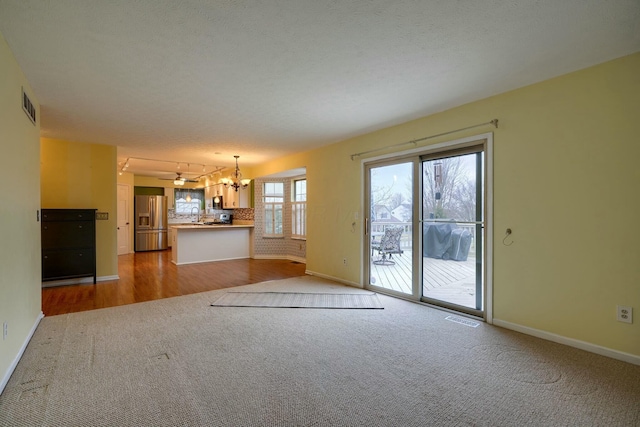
[{"left": 171, "top": 224, "right": 254, "bottom": 229}]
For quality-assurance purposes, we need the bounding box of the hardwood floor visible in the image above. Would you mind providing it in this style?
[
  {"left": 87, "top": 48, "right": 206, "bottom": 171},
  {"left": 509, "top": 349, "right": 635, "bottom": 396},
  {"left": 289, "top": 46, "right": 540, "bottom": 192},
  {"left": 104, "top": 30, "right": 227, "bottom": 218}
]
[{"left": 42, "top": 250, "right": 307, "bottom": 316}]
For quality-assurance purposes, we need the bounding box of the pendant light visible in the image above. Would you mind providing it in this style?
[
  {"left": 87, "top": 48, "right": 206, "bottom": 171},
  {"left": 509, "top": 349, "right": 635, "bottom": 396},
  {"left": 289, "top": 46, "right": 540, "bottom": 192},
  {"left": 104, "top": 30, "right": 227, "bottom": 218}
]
[
  {"left": 221, "top": 155, "right": 251, "bottom": 192},
  {"left": 185, "top": 164, "right": 192, "bottom": 202}
]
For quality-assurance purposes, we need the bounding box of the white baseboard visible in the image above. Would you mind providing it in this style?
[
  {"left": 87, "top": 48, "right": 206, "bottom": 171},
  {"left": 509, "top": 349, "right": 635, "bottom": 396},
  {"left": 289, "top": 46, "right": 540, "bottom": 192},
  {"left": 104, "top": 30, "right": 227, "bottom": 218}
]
[
  {"left": 41, "top": 275, "right": 120, "bottom": 287},
  {"left": 493, "top": 318, "right": 640, "bottom": 366},
  {"left": 173, "top": 256, "right": 251, "bottom": 266},
  {"left": 0, "top": 311, "right": 44, "bottom": 395},
  {"left": 304, "top": 270, "right": 362, "bottom": 289},
  {"left": 252, "top": 254, "right": 307, "bottom": 264},
  {"left": 252, "top": 254, "right": 288, "bottom": 260}
]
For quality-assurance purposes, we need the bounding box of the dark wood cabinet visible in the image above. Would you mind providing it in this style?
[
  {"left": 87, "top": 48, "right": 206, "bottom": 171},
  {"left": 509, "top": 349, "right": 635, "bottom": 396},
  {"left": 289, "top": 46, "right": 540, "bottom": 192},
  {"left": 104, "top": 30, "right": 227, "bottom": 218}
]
[{"left": 41, "top": 209, "right": 97, "bottom": 284}]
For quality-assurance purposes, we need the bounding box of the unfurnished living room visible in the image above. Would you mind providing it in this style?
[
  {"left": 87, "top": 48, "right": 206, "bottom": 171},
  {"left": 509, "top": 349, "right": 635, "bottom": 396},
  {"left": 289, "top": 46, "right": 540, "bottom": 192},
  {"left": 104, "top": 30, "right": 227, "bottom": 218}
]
[{"left": 1, "top": 1, "right": 639, "bottom": 426}]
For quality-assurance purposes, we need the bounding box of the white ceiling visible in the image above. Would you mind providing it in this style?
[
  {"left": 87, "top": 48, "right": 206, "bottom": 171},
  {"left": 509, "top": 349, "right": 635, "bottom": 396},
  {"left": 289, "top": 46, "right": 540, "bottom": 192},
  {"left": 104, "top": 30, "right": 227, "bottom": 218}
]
[{"left": 1, "top": 0, "right": 639, "bottom": 178}]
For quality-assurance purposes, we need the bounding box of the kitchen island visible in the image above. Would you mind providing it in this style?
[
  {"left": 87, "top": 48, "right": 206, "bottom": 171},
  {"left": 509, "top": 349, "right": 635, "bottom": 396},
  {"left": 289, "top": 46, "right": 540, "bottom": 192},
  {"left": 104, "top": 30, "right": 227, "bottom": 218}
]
[{"left": 171, "top": 224, "right": 254, "bottom": 265}]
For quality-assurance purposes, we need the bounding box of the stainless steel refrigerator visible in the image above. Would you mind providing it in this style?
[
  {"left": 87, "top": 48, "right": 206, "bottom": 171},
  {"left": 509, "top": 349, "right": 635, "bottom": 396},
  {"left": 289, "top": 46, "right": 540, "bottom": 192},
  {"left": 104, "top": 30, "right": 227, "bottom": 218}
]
[{"left": 135, "top": 195, "right": 168, "bottom": 251}]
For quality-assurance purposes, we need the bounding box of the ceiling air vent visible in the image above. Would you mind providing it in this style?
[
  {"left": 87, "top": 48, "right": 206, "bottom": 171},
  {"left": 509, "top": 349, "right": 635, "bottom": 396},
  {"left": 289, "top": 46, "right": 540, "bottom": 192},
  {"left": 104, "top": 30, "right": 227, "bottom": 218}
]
[{"left": 21, "top": 87, "right": 36, "bottom": 125}]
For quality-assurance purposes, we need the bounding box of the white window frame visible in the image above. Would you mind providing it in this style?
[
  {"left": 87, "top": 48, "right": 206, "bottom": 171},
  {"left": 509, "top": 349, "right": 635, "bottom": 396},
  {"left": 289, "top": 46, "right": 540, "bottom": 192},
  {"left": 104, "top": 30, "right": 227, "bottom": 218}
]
[
  {"left": 174, "top": 189, "right": 204, "bottom": 215},
  {"left": 263, "top": 182, "right": 284, "bottom": 237},
  {"left": 292, "top": 179, "right": 306, "bottom": 239}
]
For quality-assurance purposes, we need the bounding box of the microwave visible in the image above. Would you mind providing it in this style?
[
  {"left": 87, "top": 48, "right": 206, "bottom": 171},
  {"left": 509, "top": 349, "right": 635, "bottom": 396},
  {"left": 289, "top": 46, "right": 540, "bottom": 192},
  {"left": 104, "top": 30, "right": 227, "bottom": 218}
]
[{"left": 212, "top": 196, "right": 223, "bottom": 210}]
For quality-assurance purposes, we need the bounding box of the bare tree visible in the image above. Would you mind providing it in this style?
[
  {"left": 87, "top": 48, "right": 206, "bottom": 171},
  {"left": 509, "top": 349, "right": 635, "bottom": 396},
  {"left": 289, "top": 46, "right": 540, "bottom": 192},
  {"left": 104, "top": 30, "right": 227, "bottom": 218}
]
[
  {"left": 422, "top": 155, "right": 476, "bottom": 221},
  {"left": 451, "top": 178, "right": 477, "bottom": 221},
  {"left": 371, "top": 182, "right": 396, "bottom": 208},
  {"left": 370, "top": 168, "right": 410, "bottom": 220},
  {"left": 389, "top": 193, "right": 403, "bottom": 211},
  {"left": 370, "top": 170, "right": 397, "bottom": 220},
  {"left": 371, "top": 157, "right": 477, "bottom": 223}
]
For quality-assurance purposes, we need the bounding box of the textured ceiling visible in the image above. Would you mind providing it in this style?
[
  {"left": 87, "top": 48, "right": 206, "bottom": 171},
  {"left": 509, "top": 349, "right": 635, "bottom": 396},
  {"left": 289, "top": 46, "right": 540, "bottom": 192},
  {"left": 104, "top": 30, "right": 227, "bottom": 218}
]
[{"left": 0, "top": 0, "right": 639, "bottom": 177}]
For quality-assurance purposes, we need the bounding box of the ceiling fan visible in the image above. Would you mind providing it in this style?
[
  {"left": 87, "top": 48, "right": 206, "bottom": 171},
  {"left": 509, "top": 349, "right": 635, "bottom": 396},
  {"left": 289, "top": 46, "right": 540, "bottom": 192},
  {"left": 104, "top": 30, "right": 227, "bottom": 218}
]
[{"left": 159, "top": 172, "right": 199, "bottom": 185}]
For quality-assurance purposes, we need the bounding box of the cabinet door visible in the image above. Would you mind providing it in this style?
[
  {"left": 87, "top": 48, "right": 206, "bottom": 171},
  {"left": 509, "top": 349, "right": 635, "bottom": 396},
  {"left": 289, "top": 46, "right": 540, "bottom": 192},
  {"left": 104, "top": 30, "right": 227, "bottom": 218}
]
[
  {"left": 221, "top": 184, "right": 252, "bottom": 208},
  {"left": 42, "top": 209, "right": 93, "bottom": 221},
  {"left": 43, "top": 248, "right": 94, "bottom": 279},
  {"left": 237, "top": 185, "right": 250, "bottom": 208},
  {"left": 204, "top": 186, "right": 213, "bottom": 209},
  {"left": 165, "top": 187, "right": 175, "bottom": 208},
  {"left": 42, "top": 221, "right": 95, "bottom": 249},
  {"left": 223, "top": 185, "right": 236, "bottom": 208}
]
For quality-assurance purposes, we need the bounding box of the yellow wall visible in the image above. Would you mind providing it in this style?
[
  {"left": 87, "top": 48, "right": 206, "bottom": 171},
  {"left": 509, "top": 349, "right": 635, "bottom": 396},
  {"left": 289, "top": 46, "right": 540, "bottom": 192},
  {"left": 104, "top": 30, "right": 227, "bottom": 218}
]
[
  {"left": 0, "top": 32, "right": 42, "bottom": 389},
  {"left": 253, "top": 52, "right": 640, "bottom": 357},
  {"left": 40, "top": 138, "right": 118, "bottom": 278}
]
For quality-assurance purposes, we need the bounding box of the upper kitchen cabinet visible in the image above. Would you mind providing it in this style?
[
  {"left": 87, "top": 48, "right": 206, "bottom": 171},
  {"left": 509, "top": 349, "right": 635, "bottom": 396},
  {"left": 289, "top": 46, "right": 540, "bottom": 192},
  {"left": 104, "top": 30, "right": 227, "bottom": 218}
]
[
  {"left": 223, "top": 182, "right": 252, "bottom": 208},
  {"left": 223, "top": 185, "right": 237, "bottom": 208},
  {"left": 211, "top": 184, "right": 224, "bottom": 197},
  {"left": 205, "top": 184, "right": 224, "bottom": 209},
  {"left": 164, "top": 187, "right": 175, "bottom": 209}
]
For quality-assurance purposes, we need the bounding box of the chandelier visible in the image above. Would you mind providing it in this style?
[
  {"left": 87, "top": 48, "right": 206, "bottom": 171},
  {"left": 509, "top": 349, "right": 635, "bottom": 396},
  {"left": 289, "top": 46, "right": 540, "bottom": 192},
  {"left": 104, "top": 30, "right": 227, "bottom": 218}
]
[{"left": 221, "top": 155, "right": 251, "bottom": 192}]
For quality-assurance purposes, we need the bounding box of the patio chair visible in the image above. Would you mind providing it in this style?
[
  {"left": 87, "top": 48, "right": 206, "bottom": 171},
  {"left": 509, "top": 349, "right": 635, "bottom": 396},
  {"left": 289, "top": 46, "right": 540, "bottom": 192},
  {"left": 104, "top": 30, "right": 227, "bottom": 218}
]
[{"left": 372, "top": 226, "right": 404, "bottom": 265}]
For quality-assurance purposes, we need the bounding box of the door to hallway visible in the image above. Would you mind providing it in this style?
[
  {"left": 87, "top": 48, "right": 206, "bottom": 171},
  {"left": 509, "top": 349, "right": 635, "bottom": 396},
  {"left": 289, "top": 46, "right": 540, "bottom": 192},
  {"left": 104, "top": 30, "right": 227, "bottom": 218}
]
[{"left": 117, "top": 184, "right": 130, "bottom": 255}]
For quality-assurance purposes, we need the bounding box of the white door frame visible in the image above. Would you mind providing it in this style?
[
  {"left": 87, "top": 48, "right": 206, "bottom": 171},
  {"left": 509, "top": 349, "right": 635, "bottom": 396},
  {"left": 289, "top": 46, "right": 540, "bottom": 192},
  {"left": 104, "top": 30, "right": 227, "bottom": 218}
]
[
  {"left": 117, "top": 184, "right": 131, "bottom": 255},
  {"left": 361, "top": 132, "right": 493, "bottom": 323}
]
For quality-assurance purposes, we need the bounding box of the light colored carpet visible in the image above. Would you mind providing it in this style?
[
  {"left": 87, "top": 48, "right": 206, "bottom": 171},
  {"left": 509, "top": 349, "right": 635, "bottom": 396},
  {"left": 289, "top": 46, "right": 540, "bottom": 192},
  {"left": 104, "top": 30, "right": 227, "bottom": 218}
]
[
  {"left": 211, "top": 291, "right": 383, "bottom": 309},
  {"left": 1, "top": 275, "right": 639, "bottom": 426}
]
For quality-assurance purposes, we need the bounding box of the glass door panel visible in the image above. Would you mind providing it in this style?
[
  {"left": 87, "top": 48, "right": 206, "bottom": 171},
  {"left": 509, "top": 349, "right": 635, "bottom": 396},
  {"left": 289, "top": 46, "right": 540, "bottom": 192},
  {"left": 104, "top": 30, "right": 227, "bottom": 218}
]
[
  {"left": 422, "top": 151, "right": 484, "bottom": 313},
  {"left": 367, "top": 162, "right": 413, "bottom": 295}
]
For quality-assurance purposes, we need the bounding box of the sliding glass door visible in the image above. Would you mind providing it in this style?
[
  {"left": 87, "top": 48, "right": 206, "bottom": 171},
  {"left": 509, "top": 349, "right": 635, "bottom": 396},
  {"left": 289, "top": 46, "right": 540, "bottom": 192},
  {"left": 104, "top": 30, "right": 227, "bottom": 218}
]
[
  {"left": 421, "top": 148, "right": 484, "bottom": 315},
  {"left": 365, "top": 138, "right": 489, "bottom": 318},
  {"left": 366, "top": 161, "right": 414, "bottom": 296}
]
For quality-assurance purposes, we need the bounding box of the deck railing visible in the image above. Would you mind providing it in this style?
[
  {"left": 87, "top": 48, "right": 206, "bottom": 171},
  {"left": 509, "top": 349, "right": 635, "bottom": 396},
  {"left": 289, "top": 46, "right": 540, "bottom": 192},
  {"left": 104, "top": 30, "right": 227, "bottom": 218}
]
[{"left": 371, "top": 220, "right": 477, "bottom": 255}]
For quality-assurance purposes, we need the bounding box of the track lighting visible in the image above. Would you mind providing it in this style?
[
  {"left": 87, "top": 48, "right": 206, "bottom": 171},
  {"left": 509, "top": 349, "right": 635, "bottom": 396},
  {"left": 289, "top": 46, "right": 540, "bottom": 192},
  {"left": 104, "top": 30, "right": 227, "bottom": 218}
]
[{"left": 116, "top": 157, "right": 223, "bottom": 182}]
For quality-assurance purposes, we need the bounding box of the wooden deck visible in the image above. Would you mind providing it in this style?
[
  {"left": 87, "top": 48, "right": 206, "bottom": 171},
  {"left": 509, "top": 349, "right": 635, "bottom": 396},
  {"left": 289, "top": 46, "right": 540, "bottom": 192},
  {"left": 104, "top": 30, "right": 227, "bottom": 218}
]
[{"left": 370, "top": 249, "right": 479, "bottom": 309}]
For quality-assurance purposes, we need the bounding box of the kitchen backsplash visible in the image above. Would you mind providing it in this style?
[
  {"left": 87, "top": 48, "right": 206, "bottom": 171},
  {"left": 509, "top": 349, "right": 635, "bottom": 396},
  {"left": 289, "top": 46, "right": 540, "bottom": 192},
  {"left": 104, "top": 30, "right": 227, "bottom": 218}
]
[
  {"left": 232, "top": 208, "right": 254, "bottom": 221},
  {"left": 168, "top": 208, "right": 254, "bottom": 222}
]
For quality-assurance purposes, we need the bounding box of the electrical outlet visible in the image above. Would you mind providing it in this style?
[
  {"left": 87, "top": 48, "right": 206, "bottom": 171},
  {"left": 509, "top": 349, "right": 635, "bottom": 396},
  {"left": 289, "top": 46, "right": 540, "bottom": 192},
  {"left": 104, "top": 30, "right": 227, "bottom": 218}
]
[
  {"left": 616, "top": 306, "right": 632, "bottom": 323},
  {"left": 2, "top": 322, "right": 7, "bottom": 340},
  {"left": 343, "top": 258, "right": 347, "bottom": 265}
]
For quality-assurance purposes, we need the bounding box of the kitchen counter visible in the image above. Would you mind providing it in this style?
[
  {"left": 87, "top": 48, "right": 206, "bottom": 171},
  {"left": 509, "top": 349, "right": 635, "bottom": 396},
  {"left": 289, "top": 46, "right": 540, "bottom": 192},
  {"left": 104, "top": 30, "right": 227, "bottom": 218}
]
[
  {"left": 171, "top": 224, "right": 253, "bottom": 229},
  {"left": 171, "top": 224, "right": 254, "bottom": 265}
]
